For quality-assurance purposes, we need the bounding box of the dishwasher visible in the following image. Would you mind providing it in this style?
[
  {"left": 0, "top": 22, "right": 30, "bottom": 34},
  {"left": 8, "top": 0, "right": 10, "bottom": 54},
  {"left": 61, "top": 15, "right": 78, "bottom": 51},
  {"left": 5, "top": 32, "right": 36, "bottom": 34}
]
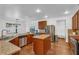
[{"left": 19, "top": 35, "right": 27, "bottom": 47}]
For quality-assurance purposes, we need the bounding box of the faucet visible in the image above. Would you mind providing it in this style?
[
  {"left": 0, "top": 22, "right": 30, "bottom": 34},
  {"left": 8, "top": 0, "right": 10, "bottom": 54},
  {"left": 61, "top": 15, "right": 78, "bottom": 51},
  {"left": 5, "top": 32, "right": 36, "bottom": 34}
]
[{"left": 1, "top": 29, "right": 8, "bottom": 39}]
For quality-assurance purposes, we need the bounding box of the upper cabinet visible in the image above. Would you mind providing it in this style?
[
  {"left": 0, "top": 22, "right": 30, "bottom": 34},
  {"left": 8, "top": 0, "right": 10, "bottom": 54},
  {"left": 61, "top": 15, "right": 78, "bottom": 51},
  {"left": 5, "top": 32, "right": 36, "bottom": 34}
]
[
  {"left": 72, "top": 10, "right": 79, "bottom": 29},
  {"left": 38, "top": 20, "right": 47, "bottom": 29}
]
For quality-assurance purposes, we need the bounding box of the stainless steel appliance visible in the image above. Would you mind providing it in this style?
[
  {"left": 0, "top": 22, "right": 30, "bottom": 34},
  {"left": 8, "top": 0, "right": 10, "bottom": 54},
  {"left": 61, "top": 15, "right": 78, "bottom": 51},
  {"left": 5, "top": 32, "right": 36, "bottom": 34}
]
[
  {"left": 46, "top": 25, "right": 55, "bottom": 42},
  {"left": 70, "top": 37, "right": 79, "bottom": 55},
  {"left": 70, "top": 37, "right": 77, "bottom": 54},
  {"left": 19, "top": 35, "right": 27, "bottom": 47},
  {"left": 77, "top": 41, "right": 79, "bottom": 55}
]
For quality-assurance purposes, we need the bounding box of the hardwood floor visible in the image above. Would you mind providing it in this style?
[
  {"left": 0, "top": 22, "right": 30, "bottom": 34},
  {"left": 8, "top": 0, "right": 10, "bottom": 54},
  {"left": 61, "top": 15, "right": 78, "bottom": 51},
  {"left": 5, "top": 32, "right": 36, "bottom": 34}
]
[
  {"left": 18, "top": 39, "right": 73, "bottom": 55},
  {"left": 47, "top": 39, "right": 73, "bottom": 55}
]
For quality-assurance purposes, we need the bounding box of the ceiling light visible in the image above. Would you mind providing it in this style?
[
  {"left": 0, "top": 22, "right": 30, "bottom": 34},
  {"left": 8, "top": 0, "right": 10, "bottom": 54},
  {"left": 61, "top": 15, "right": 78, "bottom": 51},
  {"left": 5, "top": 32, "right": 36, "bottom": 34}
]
[
  {"left": 64, "top": 11, "right": 69, "bottom": 14},
  {"left": 36, "top": 8, "right": 41, "bottom": 13},
  {"left": 45, "top": 15, "right": 48, "bottom": 18}
]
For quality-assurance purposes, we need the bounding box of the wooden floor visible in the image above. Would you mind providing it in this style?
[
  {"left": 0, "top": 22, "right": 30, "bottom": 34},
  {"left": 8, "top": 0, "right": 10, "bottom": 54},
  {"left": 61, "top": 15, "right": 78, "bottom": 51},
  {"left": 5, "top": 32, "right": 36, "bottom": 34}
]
[{"left": 18, "top": 39, "right": 73, "bottom": 55}]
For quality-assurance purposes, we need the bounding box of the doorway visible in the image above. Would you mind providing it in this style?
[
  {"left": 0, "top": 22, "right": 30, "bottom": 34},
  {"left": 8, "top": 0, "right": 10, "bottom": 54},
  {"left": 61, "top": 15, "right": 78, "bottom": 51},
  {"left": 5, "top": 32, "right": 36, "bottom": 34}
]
[{"left": 56, "top": 20, "right": 66, "bottom": 39}]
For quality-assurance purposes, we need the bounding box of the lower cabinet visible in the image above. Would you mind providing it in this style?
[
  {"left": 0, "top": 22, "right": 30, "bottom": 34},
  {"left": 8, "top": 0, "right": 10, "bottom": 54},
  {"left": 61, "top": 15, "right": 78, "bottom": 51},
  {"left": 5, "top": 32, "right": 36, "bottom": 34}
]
[
  {"left": 33, "top": 36, "right": 51, "bottom": 55},
  {"left": 27, "top": 34, "right": 34, "bottom": 44},
  {"left": 9, "top": 37, "right": 19, "bottom": 46},
  {"left": 9, "top": 35, "right": 28, "bottom": 47},
  {"left": 10, "top": 33, "right": 34, "bottom": 47}
]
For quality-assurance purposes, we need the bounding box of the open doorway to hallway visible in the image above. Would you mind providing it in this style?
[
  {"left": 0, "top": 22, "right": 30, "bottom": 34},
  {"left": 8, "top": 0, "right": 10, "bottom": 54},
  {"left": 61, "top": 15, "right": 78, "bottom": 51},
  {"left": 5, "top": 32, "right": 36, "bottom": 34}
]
[{"left": 56, "top": 20, "right": 66, "bottom": 39}]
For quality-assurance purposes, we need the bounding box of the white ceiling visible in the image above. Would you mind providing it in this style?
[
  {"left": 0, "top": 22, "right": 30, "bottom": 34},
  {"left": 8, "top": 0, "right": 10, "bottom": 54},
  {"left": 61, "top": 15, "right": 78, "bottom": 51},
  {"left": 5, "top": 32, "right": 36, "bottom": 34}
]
[{"left": 0, "top": 4, "right": 79, "bottom": 20}]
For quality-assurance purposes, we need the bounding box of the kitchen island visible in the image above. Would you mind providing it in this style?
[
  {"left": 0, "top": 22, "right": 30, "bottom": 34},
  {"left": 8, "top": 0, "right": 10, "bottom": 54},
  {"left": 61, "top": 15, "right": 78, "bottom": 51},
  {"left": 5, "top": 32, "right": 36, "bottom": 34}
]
[
  {"left": 1, "top": 33, "right": 33, "bottom": 47},
  {"left": 0, "top": 33, "right": 31, "bottom": 55},
  {"left": 33, "top": 34, "right": 51, "bottom": 55},
  {"left": 0, "top": 40, "right": 21, "bottom": 55}
]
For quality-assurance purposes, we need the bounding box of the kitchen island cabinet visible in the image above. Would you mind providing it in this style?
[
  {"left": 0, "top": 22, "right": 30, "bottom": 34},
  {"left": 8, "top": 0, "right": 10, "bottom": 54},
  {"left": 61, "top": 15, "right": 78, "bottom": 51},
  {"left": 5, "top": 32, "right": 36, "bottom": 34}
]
[
  {"left": 27, "top": 33, "right": 34, "bottom": 44},
  {"left": 9, "top": 33, "right": 34, "bottom": 47},
  {"left": 33, "top": 34, "right": 51, "bottom": 55},
  {"left": 9, "top": 37, "right": 19, "bottom": 46}
]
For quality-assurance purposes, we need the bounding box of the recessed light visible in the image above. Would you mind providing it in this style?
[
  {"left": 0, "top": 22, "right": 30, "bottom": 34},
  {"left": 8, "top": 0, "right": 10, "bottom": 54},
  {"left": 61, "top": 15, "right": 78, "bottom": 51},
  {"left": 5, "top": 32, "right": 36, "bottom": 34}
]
[
  {"left": 36, "top": 8, "right": 41, "bottom": 13},
  {"left": 64, "top": 10, "right": 69, "bottom": 14},
  {"left": 44, "top": 15, "right": 48, "bottom": 18}
]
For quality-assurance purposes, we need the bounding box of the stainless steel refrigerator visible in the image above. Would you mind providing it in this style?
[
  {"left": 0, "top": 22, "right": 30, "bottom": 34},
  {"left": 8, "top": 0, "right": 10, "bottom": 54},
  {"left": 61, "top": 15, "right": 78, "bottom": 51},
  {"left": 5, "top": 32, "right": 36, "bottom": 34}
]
[{"left": 46, "top": 25, "right": 55, "bottom": 42}]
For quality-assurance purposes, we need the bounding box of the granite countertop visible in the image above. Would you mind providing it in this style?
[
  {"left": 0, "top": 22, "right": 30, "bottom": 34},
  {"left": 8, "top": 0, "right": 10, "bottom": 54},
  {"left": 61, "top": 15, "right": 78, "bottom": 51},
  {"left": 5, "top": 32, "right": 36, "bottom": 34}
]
[
  {"left": 0, "top": 32, "right": 34, "bottom": 55},
  {"left": 70, "top": 35, "right": 79, "bottom": 41},
  {"left": 33, "top": 34, "right": 50, "bottom": 39},
  {"left": 0, "top": 40, "right": 21, "bottom": 55},
  {"left": 1, "top": 33, "right": 32, "bottom": 42},
  {"left": 70, "top": 35, "right": 79, "bottom": 36}
]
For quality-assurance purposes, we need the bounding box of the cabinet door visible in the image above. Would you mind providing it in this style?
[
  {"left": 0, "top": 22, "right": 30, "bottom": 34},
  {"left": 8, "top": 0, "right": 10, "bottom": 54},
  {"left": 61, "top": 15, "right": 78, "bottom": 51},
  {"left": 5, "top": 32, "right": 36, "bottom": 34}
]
[
  {"left": 77, "top": 10, "right": 79, "bottom": 29},
  {"left": 72, "top": 16, "right": 74, "bottom": 29},
  {"left": 27, "top": 34, "right": 34, "bottom": 44},
  {"left": 72, "top": 16, "right": 76, "bottom": 29},
  {"left": 72, "top": 12, "right": 78, "bottom": 29},
  {"left": 44, "top": 37, "right": 51, "bottom": 54},
  {"left": 9, "top": 37, "right": 19, "bottom": 46},
  {"left": 10, "top": 39, "right": 15, "bottom": 44},
  {"left": 75, "top": 14, "right": 78, "bottom": 29},
  {"left": 38, "top": 21, "right": 47, "bottom": 29},
  {"left": 33, "top": 39, "right": 44, "bottom": 54},
  {"left": 14, "top": 37, "right": 19, "bottom": 46}
]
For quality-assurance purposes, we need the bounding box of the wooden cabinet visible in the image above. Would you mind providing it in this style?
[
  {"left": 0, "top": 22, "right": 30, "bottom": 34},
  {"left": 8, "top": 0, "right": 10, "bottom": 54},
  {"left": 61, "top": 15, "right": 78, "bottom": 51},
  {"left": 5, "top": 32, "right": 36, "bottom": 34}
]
[
  {"left": 38, "top": 21, "right": 47, "bottom": 29},
  {"left": 33, "top": 35, "right": 51, "bottom": 55},
  {"left": 78, "top": 10, "right": 79, "bottom": 28},
  {"left": 72, "top": 10, "right": 79, "bottom": 29},
  {"left": 27, "top": 34, "right": 34, "bottom": 44},
  {"left": 9, "top": 37, "right": 19, "bottom": 46}
]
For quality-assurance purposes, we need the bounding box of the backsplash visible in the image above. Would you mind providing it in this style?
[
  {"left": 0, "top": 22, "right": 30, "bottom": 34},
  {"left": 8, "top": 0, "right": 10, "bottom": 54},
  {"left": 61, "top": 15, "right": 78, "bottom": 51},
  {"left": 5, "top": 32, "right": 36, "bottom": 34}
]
[
  {"left": 75, "top": 30, "right": 79, "bottom": 35},
  {"left": 72, "top": 30, "right": 79, "bottom": 35}
]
